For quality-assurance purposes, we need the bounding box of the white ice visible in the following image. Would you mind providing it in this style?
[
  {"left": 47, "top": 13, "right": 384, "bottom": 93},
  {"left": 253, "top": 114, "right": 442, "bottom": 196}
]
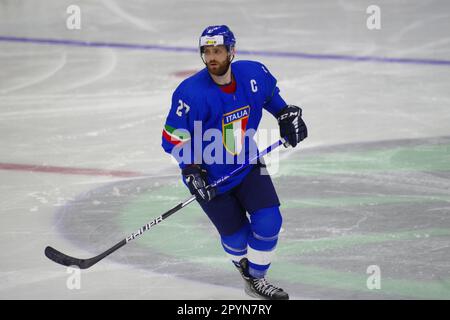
[{"left": 1, "top": 0, "right": 449, "bottom": 299}]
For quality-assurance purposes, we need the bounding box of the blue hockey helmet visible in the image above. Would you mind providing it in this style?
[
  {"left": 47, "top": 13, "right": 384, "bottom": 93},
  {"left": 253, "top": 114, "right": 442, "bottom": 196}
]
[{"left": 199, "top": 25, "right": 236, "bottom": 54}]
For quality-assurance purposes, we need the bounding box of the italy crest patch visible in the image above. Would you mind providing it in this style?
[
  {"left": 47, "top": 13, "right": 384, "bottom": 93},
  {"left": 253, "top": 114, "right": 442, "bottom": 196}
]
[{"left": 222, "top": 106, "right": 250, "bottom": 155}]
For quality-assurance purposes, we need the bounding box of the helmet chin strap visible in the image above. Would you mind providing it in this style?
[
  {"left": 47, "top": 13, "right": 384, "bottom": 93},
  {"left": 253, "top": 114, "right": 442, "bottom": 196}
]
[{"left": 228, "top": 46, "right": 235, "bottom": 62}]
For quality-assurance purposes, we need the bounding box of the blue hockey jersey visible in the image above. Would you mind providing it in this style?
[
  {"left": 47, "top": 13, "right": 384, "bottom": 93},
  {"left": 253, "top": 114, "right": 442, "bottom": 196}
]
[{"left": 161, "top": 60, "right": 287, "bottom": 194}]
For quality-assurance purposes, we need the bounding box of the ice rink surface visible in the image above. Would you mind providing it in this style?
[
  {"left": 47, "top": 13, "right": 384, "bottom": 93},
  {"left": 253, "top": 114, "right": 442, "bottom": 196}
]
[{"left": 1, "top": 0, "right": 449, "bottom": 299}]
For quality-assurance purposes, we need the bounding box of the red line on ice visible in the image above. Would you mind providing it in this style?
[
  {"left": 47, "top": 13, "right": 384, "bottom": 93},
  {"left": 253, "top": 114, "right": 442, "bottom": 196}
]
[{"left": 0, "top": 162, "right": 144, "bottom": 177}]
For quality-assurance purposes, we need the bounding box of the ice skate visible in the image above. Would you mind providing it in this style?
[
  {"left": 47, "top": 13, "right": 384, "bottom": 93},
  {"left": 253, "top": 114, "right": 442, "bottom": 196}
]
[{"left": 237, "top": 258, "right": 289, "bottom": 300}]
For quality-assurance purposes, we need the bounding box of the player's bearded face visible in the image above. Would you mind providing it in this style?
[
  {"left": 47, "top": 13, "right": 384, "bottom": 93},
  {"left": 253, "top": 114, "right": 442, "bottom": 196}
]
[{"left": 203, "top": 46, "right": 232, "bottom": 76}]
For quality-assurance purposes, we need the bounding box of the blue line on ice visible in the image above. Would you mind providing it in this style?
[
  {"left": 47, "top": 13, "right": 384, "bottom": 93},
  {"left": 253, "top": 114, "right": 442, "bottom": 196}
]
[{"left": 1, "top": 36, "right": 450, "bottom": 67}]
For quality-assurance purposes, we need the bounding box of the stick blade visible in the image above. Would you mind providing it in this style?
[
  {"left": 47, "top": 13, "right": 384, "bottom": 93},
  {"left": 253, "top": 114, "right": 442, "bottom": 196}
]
[{"left": 45, "top": 246, "right": 91, "bottom": 269}]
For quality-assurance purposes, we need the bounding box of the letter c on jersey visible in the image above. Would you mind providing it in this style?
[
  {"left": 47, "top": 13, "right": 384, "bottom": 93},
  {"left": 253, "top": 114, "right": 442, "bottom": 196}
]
[{"left": 250, "top": 80, "right": 258, "bottom": 93}]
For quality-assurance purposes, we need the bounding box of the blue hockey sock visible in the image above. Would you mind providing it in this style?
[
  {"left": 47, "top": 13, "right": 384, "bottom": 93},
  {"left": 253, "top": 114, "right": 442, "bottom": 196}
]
[
  {"left": 247, "top": 206, "right": 282, "bottom": 278},
  {"left": 221, "top": 221, "right": 250, "bottom": 264}
]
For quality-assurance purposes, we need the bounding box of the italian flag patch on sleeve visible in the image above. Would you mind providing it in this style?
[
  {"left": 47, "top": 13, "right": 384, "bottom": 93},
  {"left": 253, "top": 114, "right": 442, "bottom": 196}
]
[{"left": 162, "top": 125, "right": 191, "bottom": 146}]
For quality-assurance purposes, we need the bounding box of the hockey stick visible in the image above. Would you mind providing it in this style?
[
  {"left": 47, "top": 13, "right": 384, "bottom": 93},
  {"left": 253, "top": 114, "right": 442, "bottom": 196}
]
[{"left": 45, "top": 138, "right": 285, "bottom": 269}]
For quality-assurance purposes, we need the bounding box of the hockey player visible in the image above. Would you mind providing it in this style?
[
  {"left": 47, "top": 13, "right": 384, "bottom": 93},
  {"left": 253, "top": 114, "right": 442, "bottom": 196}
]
[{"left": 161, "top": 25, "right": 307, "bottom": 300}]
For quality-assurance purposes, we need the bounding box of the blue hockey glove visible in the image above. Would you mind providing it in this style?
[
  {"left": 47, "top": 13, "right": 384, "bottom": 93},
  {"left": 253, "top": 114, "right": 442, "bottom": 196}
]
[
  {"left": 277, "top": 105, "right": 308, "bottom": 148},
  {"left": 182, "top": 165, "right": 216, "bottom": 202}
]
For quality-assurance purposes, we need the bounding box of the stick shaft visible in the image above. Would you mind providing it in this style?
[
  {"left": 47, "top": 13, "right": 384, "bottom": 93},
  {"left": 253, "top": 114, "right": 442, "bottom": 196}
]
[{"left": 45, "top": 138, "right": 284, "bottom": 268}]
